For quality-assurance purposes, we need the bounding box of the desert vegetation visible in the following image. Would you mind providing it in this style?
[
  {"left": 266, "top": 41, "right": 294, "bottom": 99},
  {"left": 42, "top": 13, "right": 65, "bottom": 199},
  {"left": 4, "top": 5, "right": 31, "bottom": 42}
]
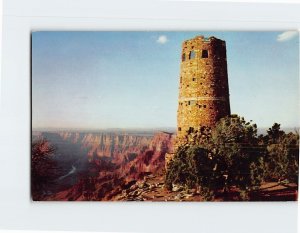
[
  {"left": 165, "top": 115, "right": 299, "bottom": 201},
  {"left": 31, "top": 139, "right": 61, "bottom": 200}
]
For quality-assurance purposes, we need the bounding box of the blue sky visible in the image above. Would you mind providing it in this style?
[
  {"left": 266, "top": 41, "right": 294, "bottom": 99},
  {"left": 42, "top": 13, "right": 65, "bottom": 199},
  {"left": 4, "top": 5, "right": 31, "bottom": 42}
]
[{"left": 32, "top": 31, "right": 299, "bottom": 129}]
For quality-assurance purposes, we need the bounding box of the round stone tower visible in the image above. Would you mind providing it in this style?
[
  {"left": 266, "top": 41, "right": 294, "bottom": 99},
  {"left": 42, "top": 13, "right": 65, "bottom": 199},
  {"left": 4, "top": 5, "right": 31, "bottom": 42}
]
[{"left": 177, "top": 35, "right": 231, "bottom": 139}]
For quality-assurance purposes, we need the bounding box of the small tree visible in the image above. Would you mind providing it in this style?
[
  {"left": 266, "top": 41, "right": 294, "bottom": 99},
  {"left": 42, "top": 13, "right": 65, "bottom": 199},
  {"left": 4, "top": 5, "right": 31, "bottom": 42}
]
[
  {"left": 166, "top": 115, "right": 265, "bottom": 200},
  {"left": 266, "top": 123, "right": 285, "bottom": 144},
  {"left": 31, "top": 138, "right": 59, "bottom": 200},
  {"left": 264, "top": 124, "right": 299, "bottom": 183},
  {"left": 165, "top": 146, "right": 200, "bottom": 190},
  {"left": 209, "top": 116, "right": 264, "bottom": 199}
]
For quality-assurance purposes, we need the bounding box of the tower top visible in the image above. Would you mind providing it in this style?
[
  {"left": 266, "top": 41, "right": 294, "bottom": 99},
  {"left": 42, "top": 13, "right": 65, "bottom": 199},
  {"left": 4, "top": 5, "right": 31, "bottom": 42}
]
[{"left": 182, "top": 36, "right": 225, "bottom": 45}]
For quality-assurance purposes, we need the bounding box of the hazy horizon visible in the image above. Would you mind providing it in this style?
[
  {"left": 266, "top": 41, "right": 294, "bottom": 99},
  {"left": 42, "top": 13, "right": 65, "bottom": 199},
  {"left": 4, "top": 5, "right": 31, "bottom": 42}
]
[
  {"left": 32, "top": 126, "right": 299, "bottom": 136},
  {"left": 32, "top": 31, "right": 299, "bottom": 129}
]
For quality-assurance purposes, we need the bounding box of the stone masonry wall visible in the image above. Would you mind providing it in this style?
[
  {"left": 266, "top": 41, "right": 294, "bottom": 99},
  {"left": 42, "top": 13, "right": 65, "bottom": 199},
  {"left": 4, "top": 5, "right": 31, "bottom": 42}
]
[{"left": 177, "top": 36, "right": 231, "bottom": 139}]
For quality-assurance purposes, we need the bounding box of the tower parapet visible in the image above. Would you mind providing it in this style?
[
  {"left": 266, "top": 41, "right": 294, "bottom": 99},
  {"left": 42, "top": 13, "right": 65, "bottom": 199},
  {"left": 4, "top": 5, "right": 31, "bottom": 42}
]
[{"left": 177, "top": 36, "right": 231, "bottom": 139}]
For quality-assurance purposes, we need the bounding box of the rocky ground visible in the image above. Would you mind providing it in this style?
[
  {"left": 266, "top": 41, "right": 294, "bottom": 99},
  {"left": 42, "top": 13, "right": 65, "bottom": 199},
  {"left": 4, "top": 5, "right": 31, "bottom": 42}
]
[
  {"left": 44, "top": 167, "right": 298, "bottom": 201},
  {"left": 111, "top": 171, "right": 203, "bottom": 201},
  {"left": 110, "top": 172, "right": 298, "bottom": 202}
]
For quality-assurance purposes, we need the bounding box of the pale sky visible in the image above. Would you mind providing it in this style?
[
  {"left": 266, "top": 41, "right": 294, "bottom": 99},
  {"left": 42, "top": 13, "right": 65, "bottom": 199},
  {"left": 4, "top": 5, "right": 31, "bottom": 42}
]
[{"left": 32, "top": 31, "right": 299, "bottom": 129}]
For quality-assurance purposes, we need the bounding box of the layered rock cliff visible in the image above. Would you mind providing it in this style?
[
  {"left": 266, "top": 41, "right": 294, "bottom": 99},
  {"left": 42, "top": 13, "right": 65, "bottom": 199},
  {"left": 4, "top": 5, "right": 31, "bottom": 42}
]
[{"left": 39, "top": 130, "right": 175, "bottom": 200}]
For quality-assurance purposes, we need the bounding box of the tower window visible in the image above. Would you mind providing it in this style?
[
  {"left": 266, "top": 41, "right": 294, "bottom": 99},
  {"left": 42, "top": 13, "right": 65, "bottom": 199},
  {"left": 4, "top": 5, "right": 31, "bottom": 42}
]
[
  {"left": 178, "top": 127, "right": 181, "bottom": 131},
  {"left": 189, "top": 50, "right": 196, "bottom": 59},
  {"left": 188, "top": 127, "right": 194, "bottom": 133},
  {"left": 192, "top": 77, "right": 196, "bottom": 81},
  {"left": 182, "top": 53, "right": 186, "bottom": 61},
  {"left": 202, "top": 50, "right": 208, "bottom": 58},
  {"left": 204, "top": 105, "right": 207, "bottom": 108},
  {"left": 180, "top": 76, "right": 182, "bottom": 83}
]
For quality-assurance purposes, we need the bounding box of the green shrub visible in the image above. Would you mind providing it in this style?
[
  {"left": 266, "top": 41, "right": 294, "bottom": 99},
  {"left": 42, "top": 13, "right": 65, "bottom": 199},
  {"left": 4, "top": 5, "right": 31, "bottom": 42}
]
[
  {"left": 166, "top": 117, "right": 299, "bottom": 200},
  {"left": 166, "top": 115, "right": 266, "bottom": 200},
  {"left": 264, "top": 124, "right": 299, "bottom": 183}
]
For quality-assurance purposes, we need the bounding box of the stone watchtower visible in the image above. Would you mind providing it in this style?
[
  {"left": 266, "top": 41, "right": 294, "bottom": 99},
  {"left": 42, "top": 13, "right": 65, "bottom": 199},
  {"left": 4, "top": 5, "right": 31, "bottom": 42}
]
[{"left": 177, "top": 36, "right": 231, "bottom": 139}]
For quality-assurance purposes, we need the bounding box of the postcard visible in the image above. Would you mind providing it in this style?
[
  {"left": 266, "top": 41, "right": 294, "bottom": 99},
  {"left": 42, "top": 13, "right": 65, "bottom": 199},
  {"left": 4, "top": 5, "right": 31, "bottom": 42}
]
[{"left": 31, "top": 31, "right": 299, "bottom": 201}]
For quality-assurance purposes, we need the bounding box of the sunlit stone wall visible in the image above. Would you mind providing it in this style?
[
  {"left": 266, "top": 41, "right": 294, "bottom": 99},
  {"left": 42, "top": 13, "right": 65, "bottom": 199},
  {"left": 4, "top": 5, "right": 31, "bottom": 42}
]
[{"left": 177, "top": 36, "right": 231, "bottom": 139}]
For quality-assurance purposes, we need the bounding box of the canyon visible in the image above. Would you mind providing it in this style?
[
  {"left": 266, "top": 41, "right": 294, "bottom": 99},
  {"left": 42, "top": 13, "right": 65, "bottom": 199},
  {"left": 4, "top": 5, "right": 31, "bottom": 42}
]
[{"left": 32, "top": 130, "right": 176, "bottom": 201}]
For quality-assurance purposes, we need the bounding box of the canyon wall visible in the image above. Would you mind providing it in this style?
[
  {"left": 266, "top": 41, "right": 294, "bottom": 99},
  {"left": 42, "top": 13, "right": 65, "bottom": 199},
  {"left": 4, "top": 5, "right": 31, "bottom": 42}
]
[{"left": 36, "top": 130, "right": 175, "bottom": 200}]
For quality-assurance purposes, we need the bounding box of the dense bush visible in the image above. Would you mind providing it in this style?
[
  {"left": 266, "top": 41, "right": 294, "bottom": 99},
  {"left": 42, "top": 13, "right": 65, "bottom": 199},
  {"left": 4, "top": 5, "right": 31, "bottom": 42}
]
[
  {"left": 263, "top": 124, "right": 299, "bottom": 184},
  {"left": 165, "top": 115, "right": 299, "bottom": 200}
]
